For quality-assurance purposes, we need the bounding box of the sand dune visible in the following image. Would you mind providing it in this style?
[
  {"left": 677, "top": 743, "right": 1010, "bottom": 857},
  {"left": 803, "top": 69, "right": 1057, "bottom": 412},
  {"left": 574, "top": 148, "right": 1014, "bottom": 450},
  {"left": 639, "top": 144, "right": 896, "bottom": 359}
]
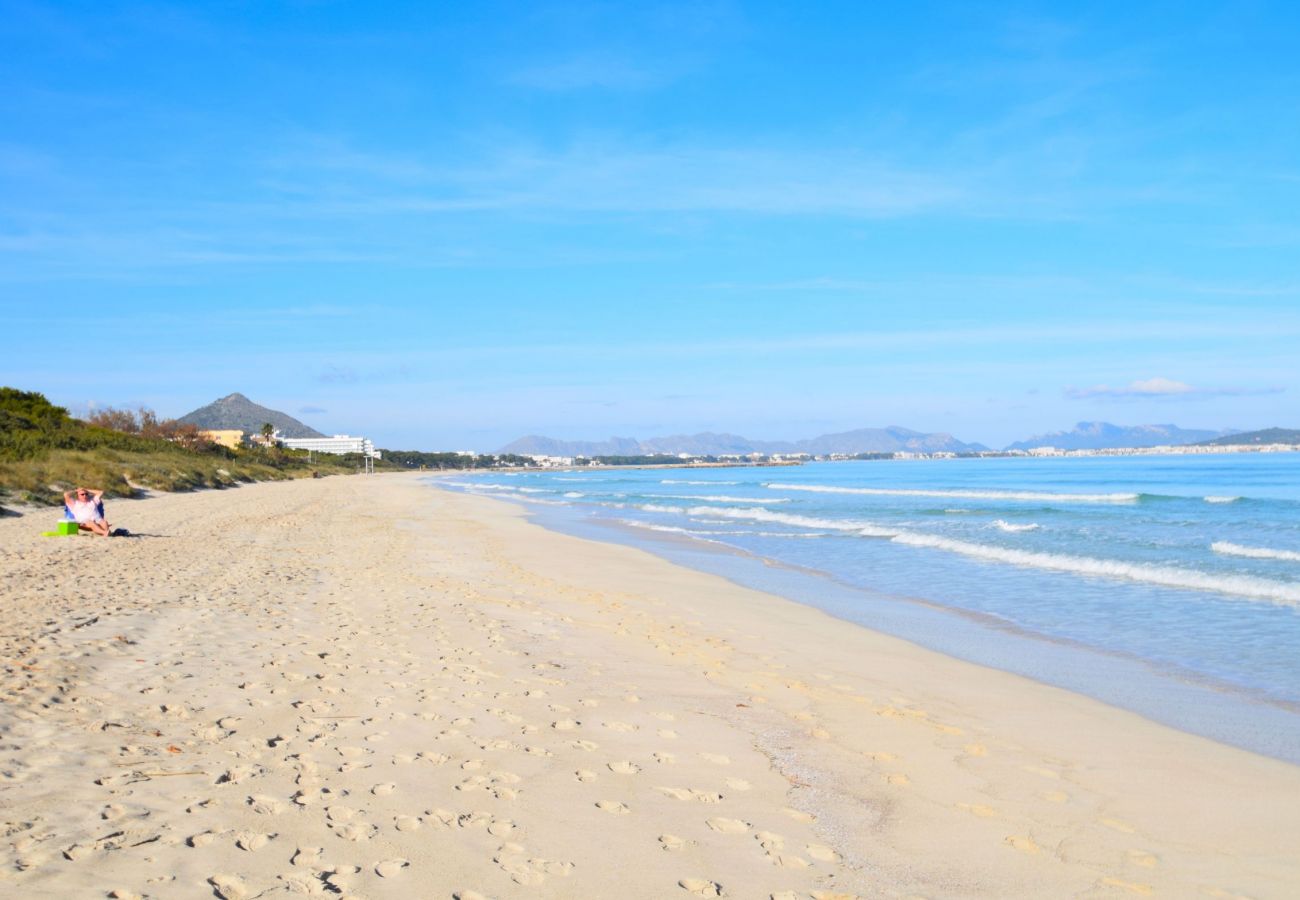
[{"left": 1, "top": 473, "right": 1297, "bottom": 898}]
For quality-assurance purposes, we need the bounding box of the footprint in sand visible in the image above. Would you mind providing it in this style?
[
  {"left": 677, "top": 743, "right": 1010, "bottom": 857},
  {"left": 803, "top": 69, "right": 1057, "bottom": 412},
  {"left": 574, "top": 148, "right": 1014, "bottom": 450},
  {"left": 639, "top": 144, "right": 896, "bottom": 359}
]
[
  {"left": 755, "top": 831, "right": 784, "bottom": 851},
  {"left": 247, "top": 794, "right": 285, "bottom": 815},
  {"left": 806, "top": 843, "right": 839, "bottom": 862},
  {"left": 571, "top": 740, "right": 600, "bottom": 751},
  {"left": 1101, "top": 877, "right": 1154, "bottom": 895},
  {"left": 277, "top": 873, "right": 319, "bottom": 894},
  {"left": 335, "top": 822, "right": 378, "bottom": 841},
  {"left": 657, "top": 787, "right": 724, "bottom": 803},
  {"left": 1005, "top": 834, "right": 1040, "bottom": 854},
  {"left": 208, "top": 874, "right": 248, "bottom": 900},
  {"left": 678, "top": 878, "right": 723, "bottom": 896},
  {"left": 187, "top": 832, "right": 217, "bottom": 848},
  {"left": 659, "top": 834, "right": 686, "bottom": 851},
  {"left": 395, "top": 815, "right": 421, "bottom": 832},
  {"left": 782, "top": 807, "right": 815, "bottom": 824},
  {"left": 375, "top": 858, "right": 409, "bottom": 877},
  {"left": 575, "top": 770, "right": 597, "bottom": 782},
  {"left": 234, "top": 831, "right": 274, "bottom": 852},
  {"left": 1127, "top": 849, "right": 1159, "bottom": 868},
  {"left": 372, "top": 782, "right": 397, "bottom": 795},
  {"left": 608, "top": 760, "right": 641, "bottom": 775},
  {"left": 291, "top": 846, "right": 322, "bottom": 867},
  {"left": 699, "top": 753, "right": 730, "bottom": 765},
  {"left": 768, "top": 852, "right": 810, "bottom": 869},
  {"left": 653, "top": 752, "right": 677, "bottom": 764},
  {"left": 705, "top": 817, "right": 750, "bottom": 834},
  {"left": 596, "top": 800, "right": 631, "bottom": 815}
]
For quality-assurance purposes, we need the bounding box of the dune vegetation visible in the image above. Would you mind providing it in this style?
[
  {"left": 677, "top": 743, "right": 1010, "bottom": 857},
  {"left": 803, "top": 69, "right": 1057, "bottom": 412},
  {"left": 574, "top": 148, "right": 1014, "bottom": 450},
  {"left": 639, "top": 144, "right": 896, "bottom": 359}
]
[{"left": 0, "top": 388, "right": 375, "bottom": 512}]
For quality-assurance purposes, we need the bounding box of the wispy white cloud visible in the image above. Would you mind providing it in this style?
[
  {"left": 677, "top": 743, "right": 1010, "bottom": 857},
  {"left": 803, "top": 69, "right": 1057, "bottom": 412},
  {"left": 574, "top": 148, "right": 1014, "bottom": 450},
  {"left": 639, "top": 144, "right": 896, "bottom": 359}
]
[
  {"left": 1066, "top": 377, "right": 1286, "bottom": 400},
  {"left": 508, "top": 53, "right": 665, "bottom": 91}
]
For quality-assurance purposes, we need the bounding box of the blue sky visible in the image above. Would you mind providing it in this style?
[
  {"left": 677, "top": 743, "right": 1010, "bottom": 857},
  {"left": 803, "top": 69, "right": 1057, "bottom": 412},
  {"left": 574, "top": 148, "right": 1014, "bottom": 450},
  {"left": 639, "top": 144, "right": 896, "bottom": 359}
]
[{"left": 2, "top": 1, "right": 1298, "bottom": 450}]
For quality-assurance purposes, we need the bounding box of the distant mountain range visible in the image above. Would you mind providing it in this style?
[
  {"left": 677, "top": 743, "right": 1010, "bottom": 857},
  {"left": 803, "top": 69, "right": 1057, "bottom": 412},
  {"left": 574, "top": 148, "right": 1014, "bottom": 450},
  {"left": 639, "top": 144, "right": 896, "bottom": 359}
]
[
  {"left": 501, "top": 421, "right": 1278, "bottom": 456},
  {"left": 1198, "top": 427, "right": 1300, "bottom": 446},
  {"left": 177, "top": 392, "right": 325, "bottom": 438},
  {"left": 501, "top": 426, "right": 989, "bottom": 457},
  {"left": 1003, "top": 422, "right": 1229, "bottom": 451}
]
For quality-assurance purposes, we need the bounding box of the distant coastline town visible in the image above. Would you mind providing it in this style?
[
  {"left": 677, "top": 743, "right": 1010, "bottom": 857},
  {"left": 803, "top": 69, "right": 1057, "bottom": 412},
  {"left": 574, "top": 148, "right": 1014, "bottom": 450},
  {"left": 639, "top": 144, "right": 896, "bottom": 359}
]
[{"left": 412, "top": 438, "right": 1300, "bottom": 471}]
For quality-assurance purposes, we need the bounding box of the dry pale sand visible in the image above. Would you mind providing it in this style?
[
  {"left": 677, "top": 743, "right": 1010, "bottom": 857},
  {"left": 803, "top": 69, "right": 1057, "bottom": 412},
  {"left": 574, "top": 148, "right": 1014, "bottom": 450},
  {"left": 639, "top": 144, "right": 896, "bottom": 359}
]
[{"left": 1, "top": 473, "right": 1298, "bottom": 899}]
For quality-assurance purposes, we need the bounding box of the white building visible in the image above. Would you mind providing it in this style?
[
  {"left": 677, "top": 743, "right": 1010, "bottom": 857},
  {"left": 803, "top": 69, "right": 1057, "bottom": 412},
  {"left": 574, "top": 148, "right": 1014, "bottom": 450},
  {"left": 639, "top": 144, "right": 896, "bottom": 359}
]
[{"left": 277, "top": 433, "right": 379, "bottom": 458}]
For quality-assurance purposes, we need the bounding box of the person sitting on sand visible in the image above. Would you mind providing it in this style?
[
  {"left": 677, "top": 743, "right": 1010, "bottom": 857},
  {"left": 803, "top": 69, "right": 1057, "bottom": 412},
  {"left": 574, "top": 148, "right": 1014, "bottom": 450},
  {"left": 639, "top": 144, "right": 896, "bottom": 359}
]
[{"left": 64, "top": 486, "right": 111, "bottom": 537}]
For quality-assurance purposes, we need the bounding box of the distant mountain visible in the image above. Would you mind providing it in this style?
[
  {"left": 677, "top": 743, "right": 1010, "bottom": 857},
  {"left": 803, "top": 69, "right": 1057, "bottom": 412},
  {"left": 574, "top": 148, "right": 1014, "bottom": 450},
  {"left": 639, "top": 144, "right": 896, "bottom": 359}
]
[
  {"left": 792, "top": 426, "right": 988, "bottom": 455},
  {"left": 1004, "top": 422, "right": 1226, "bottom": 451},
  {"left": 177, "top": 392, "right": 325, "bottom": 438},
  {"left": 499, "top": 426, "right": 986, "bottom": 457},
  {"left": 1198, "top": 427, "right": 1300, "bottom": 446}
]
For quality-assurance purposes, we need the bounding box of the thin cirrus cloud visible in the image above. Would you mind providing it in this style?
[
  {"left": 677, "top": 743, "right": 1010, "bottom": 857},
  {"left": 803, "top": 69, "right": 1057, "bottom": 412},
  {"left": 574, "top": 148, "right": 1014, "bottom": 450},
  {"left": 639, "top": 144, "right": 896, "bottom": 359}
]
[
  {"left": 316, "top": 365, "right": 359, "bottom": 385},
  {"left": 508, "top": 53, "right": 667, "bottom": 91},
  {"left": 261, "top": 138, "right": 967, "bottom": 218},
  {"left": 1066, "top": 377, "right": 1286, "bottom": 400}
]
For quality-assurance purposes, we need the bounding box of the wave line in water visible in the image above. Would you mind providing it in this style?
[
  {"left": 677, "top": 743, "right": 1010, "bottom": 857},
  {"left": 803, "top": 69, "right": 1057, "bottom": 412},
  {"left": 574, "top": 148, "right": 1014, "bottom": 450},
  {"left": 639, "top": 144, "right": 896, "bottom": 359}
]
[
  {"left": 662, "top": 479, "right": 740, "bottom": 485},
  {"left": 660, "top": 494, "right": 790, "bottom": 503},
  {"left": 1212, "top": 542, "right": 1300, "bottom": 562},
  {"left": 683, "top": 505, "right": 898, "bottom": 536},
  {"left": 991, "top": 520, "right": 1039, "bottom": 532},
  {"left": 1204, "top": 496, "right": 1241, "bottom": 504},
  {"left": 889, "top": 533, "right": 1300, "bottom": 606},
  {"left": 765, "top": 483, "right": 1140, "bottom": 503},
  {"left": 677, "top": 507, "right": 1300, "bottom": 605}
]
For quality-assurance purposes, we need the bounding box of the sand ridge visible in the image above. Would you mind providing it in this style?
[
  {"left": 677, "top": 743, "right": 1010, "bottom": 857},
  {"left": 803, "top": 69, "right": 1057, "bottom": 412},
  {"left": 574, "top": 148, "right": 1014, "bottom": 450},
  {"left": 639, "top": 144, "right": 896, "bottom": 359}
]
[{"left": 1, "top": 473, "right": 1298, "bottom": 898}]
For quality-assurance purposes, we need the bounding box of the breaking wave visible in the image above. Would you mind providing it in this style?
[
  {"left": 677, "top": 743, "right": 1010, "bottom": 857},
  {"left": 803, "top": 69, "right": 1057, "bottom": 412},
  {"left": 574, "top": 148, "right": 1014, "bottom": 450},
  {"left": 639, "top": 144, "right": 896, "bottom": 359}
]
[
  {"left": 660, "top": 494, "right": 790, "bottom": 503},
  {"left": 889, "top": 533, "right": 1300, "bottom": 606},
  {"left": 1212, "top": 542, "right": 1300, "bottom": 562},
  {"left": 1204, "top": 496, "right": 1241, "bottom": 504},
  {"left": 661, "top": 479, "right": 740, "bottom": 485},
  {"left": 674, "top": 507, "right": 1299, "bottom": 605},
  {"left": 991, "top": 520, "right": 1039, "bottom": 533},
  {"left": 765, "top": 483, "right": 1139, "bottom": 503}
]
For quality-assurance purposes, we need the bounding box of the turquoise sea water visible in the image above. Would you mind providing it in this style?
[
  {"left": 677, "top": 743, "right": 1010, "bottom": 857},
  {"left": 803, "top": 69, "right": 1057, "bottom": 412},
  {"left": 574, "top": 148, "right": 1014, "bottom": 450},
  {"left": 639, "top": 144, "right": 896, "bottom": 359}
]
[{"left": 436, "top": 454, "right": 1300, "bottom": 763}]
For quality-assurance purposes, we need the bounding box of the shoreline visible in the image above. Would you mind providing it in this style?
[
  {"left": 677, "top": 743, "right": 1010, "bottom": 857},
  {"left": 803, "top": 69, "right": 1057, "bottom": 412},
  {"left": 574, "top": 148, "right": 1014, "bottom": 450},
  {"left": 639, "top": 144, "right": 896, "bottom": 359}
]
[
  {"left": 437, "top": 470, "right": 1300, "bottom": 766},
  {"left": 2, "top": 473, "right": 1297, "bottom": 897}
]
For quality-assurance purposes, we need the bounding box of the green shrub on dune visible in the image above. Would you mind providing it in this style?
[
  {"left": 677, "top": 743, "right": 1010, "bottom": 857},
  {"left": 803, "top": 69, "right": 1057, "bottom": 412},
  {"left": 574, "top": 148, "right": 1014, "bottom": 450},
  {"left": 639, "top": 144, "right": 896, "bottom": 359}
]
[{"left": 0, "top": 388, "right": 372, "bottom": 511}]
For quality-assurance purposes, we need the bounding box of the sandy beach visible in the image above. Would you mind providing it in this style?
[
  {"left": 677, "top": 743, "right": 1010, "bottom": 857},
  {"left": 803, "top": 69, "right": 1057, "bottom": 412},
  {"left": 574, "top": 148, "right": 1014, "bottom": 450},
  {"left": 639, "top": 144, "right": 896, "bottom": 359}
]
[{"left": 2, "top": 472, "right": 1297, "bottom": 899}]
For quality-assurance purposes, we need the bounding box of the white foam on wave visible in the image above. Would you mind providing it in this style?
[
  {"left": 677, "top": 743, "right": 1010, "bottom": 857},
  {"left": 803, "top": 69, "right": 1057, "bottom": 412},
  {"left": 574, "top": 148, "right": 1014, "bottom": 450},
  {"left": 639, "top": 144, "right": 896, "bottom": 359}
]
[
  {"left": 765, "top": 483, "right": 1139, "bottom": 503},
  {"left": 492, "top": 491, "right": 566, "bottom": 506},
  {"left": 1204, "top": 496, "right": 1240, "bottom": 504},
  {"left": 661, "top": 479, "right": 741, "bottom": 485},
  {"left": 660, "top": 493, "right": 790, "bottom": 503},
  {"left": 563, "top": 491, "right": 585, "bottom": 498},
  {"left": 671, "top": 506, "right": 1300, "bottom": 605},
  {"left": 991, "top": 520, "right": 1040, "bottom": 533},
  {"left": 683, "top": 505, "right": 897, "bottom": 536},
  {"left": 889, "top": 532, "right": 1300, "bottom": 606},
  {"left": 639, "top": 503, "right": 685, "bottom": 513},
  {"left": 1212, "top": 541, "right": 1300, "bottom": 562}
]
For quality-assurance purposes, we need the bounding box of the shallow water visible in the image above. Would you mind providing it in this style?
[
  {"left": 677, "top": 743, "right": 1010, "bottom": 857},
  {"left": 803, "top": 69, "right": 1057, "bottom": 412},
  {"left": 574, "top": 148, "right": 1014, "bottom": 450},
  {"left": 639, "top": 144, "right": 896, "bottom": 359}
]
[{"left": 436, "top": 453, "right": 1300, "bottom": 763}]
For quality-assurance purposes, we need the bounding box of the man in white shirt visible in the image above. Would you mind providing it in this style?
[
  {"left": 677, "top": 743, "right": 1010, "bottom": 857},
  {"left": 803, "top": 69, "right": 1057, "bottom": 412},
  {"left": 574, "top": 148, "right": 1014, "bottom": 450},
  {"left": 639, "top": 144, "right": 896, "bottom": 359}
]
[{"left": 64, "top": 486, "right": 111, "bottom": 537}]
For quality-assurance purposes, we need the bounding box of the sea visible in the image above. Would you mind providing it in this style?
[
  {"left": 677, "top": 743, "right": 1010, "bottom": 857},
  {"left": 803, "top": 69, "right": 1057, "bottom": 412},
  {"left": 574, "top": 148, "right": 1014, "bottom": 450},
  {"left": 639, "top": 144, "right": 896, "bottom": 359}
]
[{"left": 434, "top": 453, "right": 1300, "bottom": 764}]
